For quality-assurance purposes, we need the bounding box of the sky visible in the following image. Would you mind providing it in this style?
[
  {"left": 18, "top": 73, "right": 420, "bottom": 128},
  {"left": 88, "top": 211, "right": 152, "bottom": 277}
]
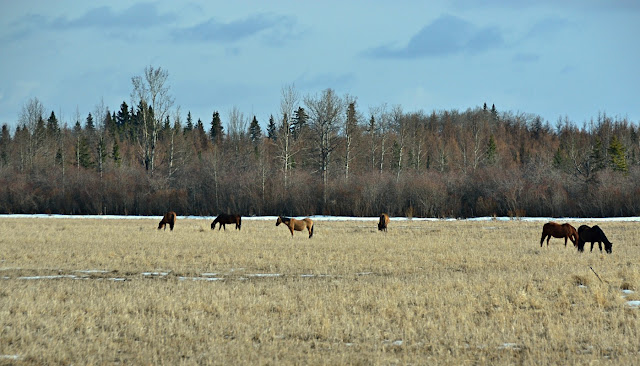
[{"left": 1, "top": 0, "right": 639, "bottom": 131}]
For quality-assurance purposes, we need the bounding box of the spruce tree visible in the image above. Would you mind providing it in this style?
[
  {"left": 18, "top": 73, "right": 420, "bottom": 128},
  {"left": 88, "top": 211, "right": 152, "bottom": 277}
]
[
  {"left": 76, "top": 136, "right": 93, "bottom": 168},
  {"left": 249, "top": 116, "right": 262, "bottom": 143},
  {"left": 46, "top": 111, "right": 59, "bottom": 136},
  {"left": 112, "top": 140, "right": 122, "bottom": 167},
  {"left": 267, "top": 114, "right": 277, "bottom": 141},
  {"left": 291, "top": 107, "right": 308, "bottom": 139},
  {"left": 486, "top": 134, "right": 497, "bottom": 165},
  {"left": 608, "top": 135, "right": 628, "bottom": 173},
  {"left": 184, "top": 111, "right": 194, "bottom": 133},
  {"left": 209, "top": 111, "right": 224, "bottom": 143},
  {"left": 85, "top": 113, "right": 95, "bottom": 132}
]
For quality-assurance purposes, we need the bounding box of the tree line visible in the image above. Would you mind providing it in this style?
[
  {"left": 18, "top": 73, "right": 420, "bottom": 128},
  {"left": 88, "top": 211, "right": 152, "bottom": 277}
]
[{"left": 1, "top": 66, "right": 639, "bottom": 218}]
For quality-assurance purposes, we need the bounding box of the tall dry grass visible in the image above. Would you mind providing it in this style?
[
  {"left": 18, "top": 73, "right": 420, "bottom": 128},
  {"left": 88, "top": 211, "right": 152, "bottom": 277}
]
[{"left": 0, "top": 217, "right": 639, "bottom": 365}]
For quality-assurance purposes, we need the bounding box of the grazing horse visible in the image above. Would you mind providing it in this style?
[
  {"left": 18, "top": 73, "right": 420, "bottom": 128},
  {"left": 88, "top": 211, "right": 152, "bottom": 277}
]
[
  {"left": 276, "top": 216, "right": 314, "bottom": 238},
  {"left": 211, "top": 214, "right": 241, "bottom": 231},
  {"left": 540, "top": 222, "right": 578, "bottom": 247},
  {"left": 158, "top": 211, "right": 177, "bottom": 231},
  {"left": 378, "top": 213, "right": 390, "bottom": 232},
  {"left": 577, "top": 225, "right": 613, "bottom": 253}
]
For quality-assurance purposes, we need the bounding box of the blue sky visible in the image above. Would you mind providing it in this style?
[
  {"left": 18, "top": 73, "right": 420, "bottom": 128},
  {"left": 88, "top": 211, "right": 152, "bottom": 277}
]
[{"left": 1, "top": 1, "right": 638, "bottom": 130}]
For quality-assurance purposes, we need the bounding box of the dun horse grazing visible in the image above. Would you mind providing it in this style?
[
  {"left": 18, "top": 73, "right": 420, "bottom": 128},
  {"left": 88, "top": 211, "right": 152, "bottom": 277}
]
[
  {"left": 540, "top": 222, "right": 578, "bottom": 247},
  {"left": 211, "top": 214, "right": 241, "bottom": 231},
  {"left": 577, "top": 225, "right": 613, "bottom": 253},
  {"left": 276, "top": 216, "right": 314, "bottom": 238},
  {"left": 378, "top": 213, "right": 390, "bottom": 232},
  {"left": 158, "top": 211, "right": 177, "bottom": 231}
]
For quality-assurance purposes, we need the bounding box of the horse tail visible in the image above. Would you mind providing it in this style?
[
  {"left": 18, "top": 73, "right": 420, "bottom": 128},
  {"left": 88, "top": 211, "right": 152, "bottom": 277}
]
[
  {"left": 309, "top": 223, "right": 314, "bottom": 238},
  {"left": 237, "top": 216, "right": 242, "bottom": 230}
]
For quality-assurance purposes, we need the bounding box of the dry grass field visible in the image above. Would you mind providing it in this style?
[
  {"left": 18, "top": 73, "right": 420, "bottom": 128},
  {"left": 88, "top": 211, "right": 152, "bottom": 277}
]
[{"left": 1, "top": 216, "right": 639, "bottom": 365}]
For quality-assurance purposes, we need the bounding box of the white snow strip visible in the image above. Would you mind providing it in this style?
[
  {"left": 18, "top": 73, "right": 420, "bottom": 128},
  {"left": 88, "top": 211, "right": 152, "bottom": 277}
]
[
  {"left": 622, "top": 289, "right": 635, "bottom": 295},
  {"left": 142, "top": 272, "right": 170, "bottom": 276},
  {"left": 247, "top": 273, "right": 282, "bottom": 278},
  {"left": 17, "top": 275, "right": 78, "bottom": 280},
  {"left": 626, "top": 301, "right": 640, "bottom": 308},
  {"left": 178, "top": 276, "right": 224, "bottom": 281},
  {"left": 0, "top": 355, "right": 20, "bottom": 360},
  {"left": 75, "top": 269, "right": 110, "bottom": 274},
  {"left": 498, "top": 343, "right": 521, "bottom": 350},
  {"left": 201, "top": 273, "right": 218, "bottom": 277}
]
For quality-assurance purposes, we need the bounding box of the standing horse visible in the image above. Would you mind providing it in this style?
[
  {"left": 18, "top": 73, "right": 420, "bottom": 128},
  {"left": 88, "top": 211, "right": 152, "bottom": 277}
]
[
  {"left": 540, "top": 222, "right": 578, "bottom": 247},
  {"left": 577, "top": 225, "right": 613, "bottom": 253},
  {"left": 276, "top": 216, "right": 314, "bottom": 238},
  {"left": 378, "top": 213, "right": 390, "bottom": 232},
  {"left": 158, "top": 211, "right": 177, "bottom": 231},
  {"left": 211, "top": 214, "right": 241, "bottom": 231}
]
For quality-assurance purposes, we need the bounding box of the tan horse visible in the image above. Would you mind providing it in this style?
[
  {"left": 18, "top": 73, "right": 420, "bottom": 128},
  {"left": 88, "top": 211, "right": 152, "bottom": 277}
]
[
  {"left": 276, "top": 216, "right": 314, "bottom": 238},
  {"left": 540, "top": 222, "right": 578, "bottom": 247},
  {"left": 378, "top": 213, "right": 390, "bottom": 232},
  {"left": 158, "top": 211, "right": 177, "bottom": 231}
]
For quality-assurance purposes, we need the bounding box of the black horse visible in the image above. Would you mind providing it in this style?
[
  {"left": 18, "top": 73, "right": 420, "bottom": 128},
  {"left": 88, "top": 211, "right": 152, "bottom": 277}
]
[
  {"left": 211, "top": 214, "right": 241, "bottom": 231},
  {"left": 577, "top": 225, "right": 613, "bottom": 253}
]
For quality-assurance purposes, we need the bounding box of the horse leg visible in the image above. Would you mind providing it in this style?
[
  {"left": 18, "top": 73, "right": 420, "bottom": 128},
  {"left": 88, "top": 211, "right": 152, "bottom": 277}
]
[
  {"left": 598, "top": 242, "right": 603, "bottom": 252},
  {"left": 289, "top": 225, "right": 294, "bottom": 237},
  {"left": 590, "top": 242, "right": 594, "bottom": 252},
  {"left": 170, "top": 222, "right": 174, "bottom": 231},
  {"left": 540, "top": 234, "right": 546, "bottom": 247},
  {"left": 564, "top": 236, "right": 568, "bottom": 247}
]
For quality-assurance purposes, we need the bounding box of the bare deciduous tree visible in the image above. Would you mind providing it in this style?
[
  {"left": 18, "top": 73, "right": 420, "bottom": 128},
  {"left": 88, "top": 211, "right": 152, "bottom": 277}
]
[
  {"left": 305, "top": 88, "right": 344, "bottom": 210},
  {"left": 131, "top": 65, "right": 174, "bottom": 175}
]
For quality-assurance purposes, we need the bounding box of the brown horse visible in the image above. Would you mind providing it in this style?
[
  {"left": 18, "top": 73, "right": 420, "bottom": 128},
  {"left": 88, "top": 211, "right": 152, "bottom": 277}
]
[
  {"left": 158, "top": 211, "right": 177, "bottom": 231},
  {"left": 378, "top": 213, "right": 390, "bottom": 232},
  {"left": 540, "top": 222, "right": 578, "bottom": 247},
  {"left": 577, "top": 225, "right": 613, "bottom": 253},
  {"left": 211, "top": 214, "right": 241, "bottom": 231},
  {"left": 276, "top": 216, "right": 314, "bottom": 238}
]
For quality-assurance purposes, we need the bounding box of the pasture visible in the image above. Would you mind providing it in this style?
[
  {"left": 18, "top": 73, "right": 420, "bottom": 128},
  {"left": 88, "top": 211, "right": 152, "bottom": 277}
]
[{"left": 1, "top": 217, "right": 639, "bottom": 365}]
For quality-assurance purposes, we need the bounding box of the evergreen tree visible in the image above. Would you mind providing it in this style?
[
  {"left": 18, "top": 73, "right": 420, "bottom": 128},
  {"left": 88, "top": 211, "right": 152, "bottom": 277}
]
[
  {"left": 552, "top": 147, "right": 564, "bottom": 169},
  {"left": 486, "top": 134, "right": 497, "bottom": 165},
  {"left": 267, "top": 114, "right": 277, "bottom": 141},
  {"left": 291, "top": 107, "right": 308, "bottom": 139},
  {"left": 104, "top": 108, "right": 116, "bottom": 137},
  {"left": 184, "top": 111, "right": 194, "bottom": 134},
  {"left": 249, "top": 116, "right": 262, "bottom": 143},
  {"left": 608, "top": 135, "right": 628, "bottom": 173},
  {"left": 112, "top": 139, "right": 122, "bottom": 167},
  {"left": 76, "top": 136, "right": 93, "bottom": 168},
  {"left": 209, "top": 111, "right": 224, "bottom": 143},
  {"left": 0, "top": 124, "right": 10, "bottom": 165},
  {"left": 46, "top": 111, "right": 59, "bottom": 136},
  {"left": 491, "top": 104, "right": 498, "bottom": 121},
  {"left": 34, "top": 115, "right": 46, "bottom": 144},
  {"left": 55, "top": 148, "right": 64, "bottom": 166},
  {"left": 85, "top": 113, "right": 95, "bottom": 133}
]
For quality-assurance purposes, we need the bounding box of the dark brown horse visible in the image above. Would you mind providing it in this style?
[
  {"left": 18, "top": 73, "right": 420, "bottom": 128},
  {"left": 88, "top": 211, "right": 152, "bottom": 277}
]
[
  {"left": 577, "top": 225, "right": 613, "bottom": 253},
  {"left": 158, "top": 211, "right": 177, "bottom": 231},
  {"left": 540, "top": 222, "right": 578, "bottom": 247},
  {"left": 276, "top": 216, "right": 314, "bottom": 238},
  {"left": 378, "top": 213, "right": 390, "bottom": 232},
  {"left": 211, "top": 214, "right": 241, "bottom": 231}
]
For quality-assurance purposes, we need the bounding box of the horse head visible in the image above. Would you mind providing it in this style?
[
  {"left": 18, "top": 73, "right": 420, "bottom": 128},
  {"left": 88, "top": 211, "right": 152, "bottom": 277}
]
[{"left": 276, "top": 216, "right": 283, "bottom": 226}]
